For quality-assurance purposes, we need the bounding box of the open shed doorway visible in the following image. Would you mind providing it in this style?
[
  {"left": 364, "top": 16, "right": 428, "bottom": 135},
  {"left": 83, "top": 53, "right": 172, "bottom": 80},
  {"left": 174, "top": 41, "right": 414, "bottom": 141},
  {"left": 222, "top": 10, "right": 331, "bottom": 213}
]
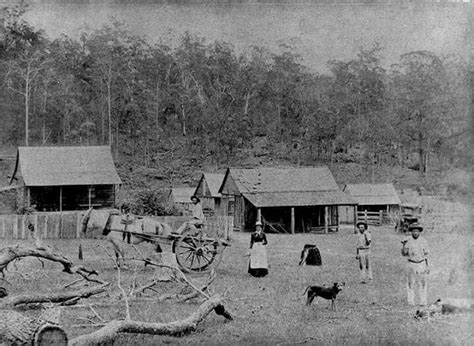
[{"left": 261, "top": 207, "right": 291, "bottom": 233}]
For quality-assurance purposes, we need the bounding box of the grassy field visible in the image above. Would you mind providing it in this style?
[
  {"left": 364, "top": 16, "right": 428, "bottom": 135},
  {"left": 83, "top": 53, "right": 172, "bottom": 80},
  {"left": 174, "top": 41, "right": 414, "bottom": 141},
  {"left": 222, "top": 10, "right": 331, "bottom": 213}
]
[{"left": 1, "top": 225, "right": 473, "bottom": 345}]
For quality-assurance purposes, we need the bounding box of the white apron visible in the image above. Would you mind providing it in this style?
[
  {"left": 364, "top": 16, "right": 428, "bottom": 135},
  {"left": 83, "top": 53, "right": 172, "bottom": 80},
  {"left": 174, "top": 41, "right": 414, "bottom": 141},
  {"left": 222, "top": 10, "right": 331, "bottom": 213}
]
[{"left": 250, "top": 243, "right": 268, "bottom": 269}]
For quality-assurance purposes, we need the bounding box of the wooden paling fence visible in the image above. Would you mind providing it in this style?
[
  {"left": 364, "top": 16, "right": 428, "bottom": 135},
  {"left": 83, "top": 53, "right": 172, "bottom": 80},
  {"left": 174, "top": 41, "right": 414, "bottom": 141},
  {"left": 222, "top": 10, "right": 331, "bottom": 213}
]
[
  {"left": 0, "top": 212, "right": 233, "bottom": 241},
  {"left": 356, "top": 210, "right": 391, "bottom": 226}
]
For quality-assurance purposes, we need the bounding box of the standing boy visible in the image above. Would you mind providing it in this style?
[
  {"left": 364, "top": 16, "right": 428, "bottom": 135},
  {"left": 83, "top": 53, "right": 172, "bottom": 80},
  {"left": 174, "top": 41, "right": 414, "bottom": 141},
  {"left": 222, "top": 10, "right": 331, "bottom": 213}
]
[
  {"left": 356, "top": 221, "right": 373, "bottom": 283},
  {"left": 401, "top": 223, "right": 429, "bottom": 306}
]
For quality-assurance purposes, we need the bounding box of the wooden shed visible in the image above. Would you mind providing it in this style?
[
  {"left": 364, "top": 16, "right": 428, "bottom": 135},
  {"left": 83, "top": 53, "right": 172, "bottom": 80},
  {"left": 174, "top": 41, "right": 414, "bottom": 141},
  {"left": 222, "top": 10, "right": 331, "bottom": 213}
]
[
  {"left": 9, "top": 146, "right": 122, "bottom": 211},
  {"left": 219, "top": 167, "right": 357, "bottom": 233},
  {"left": 343, "top": 183, "right": 402, "bottom": 224},
  {"left": 168, "top": 187, "right": 196, "bottom": 215},
  {"left": 193, "top": 173, "right": 225, "bottom": 216}
]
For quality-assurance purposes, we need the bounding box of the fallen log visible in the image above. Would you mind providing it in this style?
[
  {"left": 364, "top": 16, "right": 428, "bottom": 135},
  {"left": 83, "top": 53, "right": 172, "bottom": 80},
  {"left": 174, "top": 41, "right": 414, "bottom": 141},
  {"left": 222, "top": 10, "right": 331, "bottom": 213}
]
[
  {"left": 69, "top": 294, "right": 232, "bottom": 346},
  {"left": 0, "top": 309, "right": 68, "bottom": 345},
  {"left": 0, "top": 246, "right": 103, "bottom": 283},
  {"left": 0, "top": 283, "right": 109, "bottom": 309}
]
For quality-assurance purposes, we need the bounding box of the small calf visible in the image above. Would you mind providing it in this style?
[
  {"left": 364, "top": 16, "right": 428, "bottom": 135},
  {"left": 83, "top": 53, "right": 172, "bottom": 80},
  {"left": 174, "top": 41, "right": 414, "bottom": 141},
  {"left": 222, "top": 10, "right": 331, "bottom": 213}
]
[{"left": 303, "top": 282, "right": 345, "bottom": 310}]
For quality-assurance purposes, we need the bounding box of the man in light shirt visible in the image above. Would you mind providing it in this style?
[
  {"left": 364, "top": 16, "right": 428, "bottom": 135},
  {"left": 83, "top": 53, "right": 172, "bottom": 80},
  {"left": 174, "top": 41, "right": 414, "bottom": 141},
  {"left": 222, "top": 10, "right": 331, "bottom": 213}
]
[
  {"left": 401, "top": 223, "right": 429, "bottom": 306},
  {"left": 356, "top": 221, "right": 373, "bottom": 283},
  {"left": 176, "top": 195, "right": 205, "bottom": 234}
]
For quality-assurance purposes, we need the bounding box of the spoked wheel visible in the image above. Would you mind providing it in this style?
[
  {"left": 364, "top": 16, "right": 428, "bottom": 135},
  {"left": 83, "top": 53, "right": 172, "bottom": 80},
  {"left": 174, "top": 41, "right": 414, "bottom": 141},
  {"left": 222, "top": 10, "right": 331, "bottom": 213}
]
[{"left": 172, "top": 228, "right": 225, "bottom": 273}]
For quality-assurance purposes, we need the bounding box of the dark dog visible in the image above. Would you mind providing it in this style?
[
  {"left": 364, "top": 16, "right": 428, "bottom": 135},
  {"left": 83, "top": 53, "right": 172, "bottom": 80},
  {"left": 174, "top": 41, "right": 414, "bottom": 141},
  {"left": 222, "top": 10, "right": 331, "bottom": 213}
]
[{"left": 303, "top": 282, "right": 345, "bottom": 310}]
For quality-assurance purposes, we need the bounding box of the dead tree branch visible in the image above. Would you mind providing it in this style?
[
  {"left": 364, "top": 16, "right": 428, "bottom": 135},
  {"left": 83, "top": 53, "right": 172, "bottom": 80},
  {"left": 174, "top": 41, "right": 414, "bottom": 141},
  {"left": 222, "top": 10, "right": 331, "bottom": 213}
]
[
  {"left": 69, "top": 294, "right": 232, "bottom": 346},
  {"left": 0, "top": 245, "right": 104, "bottom": 284},
  {"left": 0, "top": 283, "right": 109, "bottom": 309}
]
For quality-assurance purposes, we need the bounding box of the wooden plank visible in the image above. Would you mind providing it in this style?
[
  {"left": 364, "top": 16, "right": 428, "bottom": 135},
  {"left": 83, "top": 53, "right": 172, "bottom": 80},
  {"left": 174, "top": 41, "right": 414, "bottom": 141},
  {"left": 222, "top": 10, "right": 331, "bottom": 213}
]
[
  {"left": 55, "top": 214, "right": 60, "bottom": 239},
  {"left": 324, "top": 206, "right": 329, "bottom": 234},
  {"left": 13, "top": 215, "right": 19, "bottom": 239},
  {"left": 291, "top": 207, "right": 295, "bottom": 234},
  {"left": 76, "top": 212, "right": 82, "bottom": 239},
  {"left": 6, "top": 216, "right": 13, "bottom": 239},
  {"left": 1, "top": 217, "right": 5, "bottom": 239}
]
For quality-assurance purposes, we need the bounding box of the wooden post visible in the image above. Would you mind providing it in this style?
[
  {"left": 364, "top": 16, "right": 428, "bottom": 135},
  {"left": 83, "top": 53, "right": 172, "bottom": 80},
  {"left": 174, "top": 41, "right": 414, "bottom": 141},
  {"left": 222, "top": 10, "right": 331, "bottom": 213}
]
[
  {"left": 353, "top": 205, "right": 357, "bottom": 233},
  {"left": 44, "top": 214, "right": 48, "bottom": 239},
  {"left": 59, "top": 187, "right": 63, "bottom": 212},
  {"left": 291, "top": 207, "right": 295, "bottom": 234},
  {"left": 27, "top": 187, "right": 30, "bottom": 207},
  {"left": 379, "top": 210, "right": 383, "bottom": 225},
  {"left": 88, "top": 186, "right": 92, "bottom": 208},
  {"left": 13, "top": 215, "right": 19, "bottom": 239},
  {"left": 324, "top": 206, "right": 328, "bottom": 234},
  {"left": 257, "top": 208, "right": 261, "bottom": 224},
  {"left": 76, "top": 212, "right": 82, "bottom": 239}
]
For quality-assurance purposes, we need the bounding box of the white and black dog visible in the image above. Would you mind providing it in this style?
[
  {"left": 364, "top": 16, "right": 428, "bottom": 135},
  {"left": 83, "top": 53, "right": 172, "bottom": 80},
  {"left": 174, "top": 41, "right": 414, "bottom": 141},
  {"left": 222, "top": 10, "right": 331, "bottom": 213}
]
[{"left": 303, "top": 282, "right": 345, "bottom": 310}]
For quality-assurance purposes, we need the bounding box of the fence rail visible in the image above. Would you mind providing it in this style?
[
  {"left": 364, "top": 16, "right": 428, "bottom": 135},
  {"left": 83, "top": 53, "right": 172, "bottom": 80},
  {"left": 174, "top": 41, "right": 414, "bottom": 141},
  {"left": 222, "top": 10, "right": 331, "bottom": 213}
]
[
  {"left": 356, "top": 210, "right": 391, "bottom": 225},
  {"left": 0, "top": 212, "right": 233, "bottom": 241}
]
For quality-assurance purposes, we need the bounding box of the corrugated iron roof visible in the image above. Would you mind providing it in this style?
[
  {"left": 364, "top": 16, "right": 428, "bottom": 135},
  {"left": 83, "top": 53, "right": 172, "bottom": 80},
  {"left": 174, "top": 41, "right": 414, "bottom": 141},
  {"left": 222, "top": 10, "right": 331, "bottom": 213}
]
[
  {"left": 203, "top": 173, "right": 225, "bottom": 197},
  {"left": 243, "top": 191, "right": 357, "bottom": 207},
  {"left": 170, "top": 187, "right": 196, "bottom": 203},
  {"left": 229, "top": 167, "right": 339, "bottom": 193},
  {"left": 15, "top": 146, "right": 122, "bottom": 186},
  {"left": 344, "top": 183, "right": 401, "bottom": 205}
]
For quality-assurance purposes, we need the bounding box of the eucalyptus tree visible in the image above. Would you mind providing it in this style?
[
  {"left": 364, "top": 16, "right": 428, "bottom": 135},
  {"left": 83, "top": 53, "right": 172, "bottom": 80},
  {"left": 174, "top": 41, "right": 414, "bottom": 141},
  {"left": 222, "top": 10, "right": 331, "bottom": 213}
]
[
  {"left": 1, "top": 4, "right": 47, "bottom": 145},
  {"left": 324, "top": 44, "right": 389, "bottom": 168},
  {"left": 0, "top": 4, "right": 43, "bottom": 59},
  {"left": 4, "top": 47, "right": 51, "bottom": 146},
  {"left": 389, "top": 51, "right": 454, "bottom": 176},
  {"left": 81, "top": 20, "right": 140, "bottom": 152},
  {"left": 46, "top": 36, "right": 90, "bottom": 144}
]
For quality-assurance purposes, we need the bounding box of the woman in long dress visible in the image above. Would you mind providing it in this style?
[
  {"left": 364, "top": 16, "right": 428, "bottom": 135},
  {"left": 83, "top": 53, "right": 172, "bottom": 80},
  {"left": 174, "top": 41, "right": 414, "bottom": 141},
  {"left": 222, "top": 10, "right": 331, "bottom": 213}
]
[{"left": 248, "top": 221, "right": 269, "bottom": 277}]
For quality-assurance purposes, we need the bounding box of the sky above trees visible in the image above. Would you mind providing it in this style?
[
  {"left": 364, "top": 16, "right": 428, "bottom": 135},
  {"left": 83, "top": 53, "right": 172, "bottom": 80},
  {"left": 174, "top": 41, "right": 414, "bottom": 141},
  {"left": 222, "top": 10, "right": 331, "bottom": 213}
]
[{"left": 24, "top": 1, "right": 471, "bottom": 73}]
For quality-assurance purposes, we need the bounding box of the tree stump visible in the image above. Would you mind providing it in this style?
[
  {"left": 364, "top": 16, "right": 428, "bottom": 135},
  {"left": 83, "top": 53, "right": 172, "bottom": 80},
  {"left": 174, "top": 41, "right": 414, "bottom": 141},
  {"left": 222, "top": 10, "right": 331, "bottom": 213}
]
[{"left": 0, "top": 310, "right": 68, "bottom": 345}]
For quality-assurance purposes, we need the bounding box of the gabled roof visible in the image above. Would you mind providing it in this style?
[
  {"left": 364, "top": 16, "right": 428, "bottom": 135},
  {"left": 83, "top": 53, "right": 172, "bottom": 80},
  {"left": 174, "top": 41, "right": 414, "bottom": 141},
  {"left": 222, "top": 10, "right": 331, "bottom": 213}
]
[
  {"left": 170, "top": 187, "right": 195, "bottom": 203},
  {"left": 11, "top": 146, "right": 122, "bottom": 186},
  {"left": 224, "top": 167, "right": 340, "bottom": 193},
  {"left": 220, "top": 167, "right": 356, "bottom": 207},
  {"left": 204, "top": 173, "right": 225, "bottom": 196},
  {"left": 194, "top": 173, "right": 225, "bottom": 198},
  {"left": 343, "top": 183, "right": 401, "bottom": 205}
]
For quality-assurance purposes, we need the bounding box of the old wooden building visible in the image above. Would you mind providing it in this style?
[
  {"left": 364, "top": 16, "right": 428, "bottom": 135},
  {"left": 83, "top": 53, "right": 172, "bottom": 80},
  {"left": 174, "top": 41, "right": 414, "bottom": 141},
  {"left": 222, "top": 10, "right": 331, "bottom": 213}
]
[
  {"left": 343, "top": 183, "right": 401, "bottom": 224},
  {"left": 219, "top": 167, "right": 356, "bottom": 233},
  {"left": 168, "top": 187, "right": 196, "bottom": 215},
  {"left": 193, "top": 173, "right": 225, "bottom": 216},
  {"left": 9, "top": 146, "right": 122, "bottom": 211}
]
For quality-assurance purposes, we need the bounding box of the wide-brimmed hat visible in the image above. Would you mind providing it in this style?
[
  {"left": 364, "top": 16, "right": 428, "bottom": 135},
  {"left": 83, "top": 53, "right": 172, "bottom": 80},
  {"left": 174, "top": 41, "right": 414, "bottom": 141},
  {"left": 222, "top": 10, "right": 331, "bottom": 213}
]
[
  {"left": 356, "top": 221, "right": 368, "bottom": 230},
  {"left": 255, "top": 221, "right": 263, "bottom": 226},
  {"left": 409, "top": 222, "right": 423, "bottom": 231},
  {"left": 190, "top": 195, "right": 200, "bottom": 202}
]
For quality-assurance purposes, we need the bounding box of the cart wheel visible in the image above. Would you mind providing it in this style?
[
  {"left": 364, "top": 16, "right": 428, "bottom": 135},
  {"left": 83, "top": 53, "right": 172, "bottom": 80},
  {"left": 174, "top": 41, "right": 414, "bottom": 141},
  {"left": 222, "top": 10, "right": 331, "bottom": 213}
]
[{"left": 172, "top": 228, "right": 224, "bottom": 273}]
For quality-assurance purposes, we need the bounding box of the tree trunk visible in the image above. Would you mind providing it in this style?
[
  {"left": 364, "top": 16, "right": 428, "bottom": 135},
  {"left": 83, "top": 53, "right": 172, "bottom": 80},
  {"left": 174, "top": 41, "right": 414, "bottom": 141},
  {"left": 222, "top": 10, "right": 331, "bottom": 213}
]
[
  {"left": 107, "top": 72, "right": 112, "bottom": 147},
  {"left": 100, "top": 79, "right": 105, "bottom": 145},
  {"left": 69, "top": 294, "right": 231, "bottom": 346},
  {"left": 181, "top": 105, "right": 186, "bottom": 137},
  {"left": 25, "top": 77, "right": 30, "bottom": 146},
  {"left": 0, "top": 310, "right": 68, "bottom": 346},
  {"left": 0, "top": 284, "right": 108, "bottom": 309}
]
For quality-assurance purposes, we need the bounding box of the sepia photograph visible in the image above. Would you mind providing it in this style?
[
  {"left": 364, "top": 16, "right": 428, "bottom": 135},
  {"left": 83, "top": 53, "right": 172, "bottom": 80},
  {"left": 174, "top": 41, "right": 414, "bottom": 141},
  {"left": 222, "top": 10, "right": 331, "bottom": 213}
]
[{"left": 0, "top": 0, "right": 472, "bottom": 344}]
